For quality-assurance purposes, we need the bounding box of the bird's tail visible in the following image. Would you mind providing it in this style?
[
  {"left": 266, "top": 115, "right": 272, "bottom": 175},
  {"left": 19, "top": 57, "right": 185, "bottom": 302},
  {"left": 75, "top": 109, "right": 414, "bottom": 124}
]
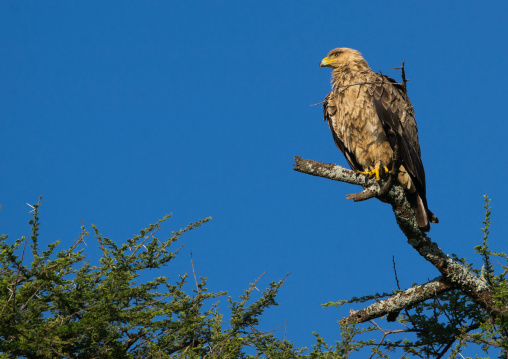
[{"left": 410, "top": 193, "right": 438, "bottom": 232}]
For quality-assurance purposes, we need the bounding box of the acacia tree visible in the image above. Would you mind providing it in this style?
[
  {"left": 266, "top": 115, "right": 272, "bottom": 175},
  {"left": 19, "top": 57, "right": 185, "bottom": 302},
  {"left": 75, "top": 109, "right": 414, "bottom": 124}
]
[
  {"left": 0, "top": 198, "right": 301, "bottom": 358},
  {"left": 1, "top": 186, "right": 507, "bottom": 358}
]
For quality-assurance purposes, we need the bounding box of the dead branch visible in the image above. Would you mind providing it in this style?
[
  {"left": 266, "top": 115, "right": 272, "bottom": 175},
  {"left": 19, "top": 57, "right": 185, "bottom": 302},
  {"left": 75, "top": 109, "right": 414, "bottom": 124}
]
[
  {"left": 293, "top": 156, "right": 380, "bottom": 201},
  {"left": 392, "top": 62, "right": 408, "bottom": 93},
  {"left": 293, "top": 156, "right": 504, "bottom": 321},
  {"left": 341, "top": 276, "right": 454, "bottom": 324}
]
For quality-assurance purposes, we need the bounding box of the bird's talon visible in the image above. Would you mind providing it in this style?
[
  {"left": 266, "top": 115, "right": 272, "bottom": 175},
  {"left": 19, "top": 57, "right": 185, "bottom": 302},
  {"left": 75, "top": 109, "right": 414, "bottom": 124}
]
[{"left": 357, "top": 167, "right": 386, "bottom": 181}]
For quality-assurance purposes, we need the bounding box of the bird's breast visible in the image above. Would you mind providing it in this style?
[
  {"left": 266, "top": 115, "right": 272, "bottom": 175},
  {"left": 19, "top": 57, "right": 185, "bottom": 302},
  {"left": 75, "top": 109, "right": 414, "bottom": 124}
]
[{"left": 335, "top": 88, "right": 393, "bottom": 170}]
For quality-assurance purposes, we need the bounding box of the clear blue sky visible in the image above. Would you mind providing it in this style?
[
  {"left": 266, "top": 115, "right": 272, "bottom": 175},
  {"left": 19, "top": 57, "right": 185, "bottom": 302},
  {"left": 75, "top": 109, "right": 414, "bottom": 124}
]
[{"left": 1, "top": 1, "right": 507, "bottom": 356}]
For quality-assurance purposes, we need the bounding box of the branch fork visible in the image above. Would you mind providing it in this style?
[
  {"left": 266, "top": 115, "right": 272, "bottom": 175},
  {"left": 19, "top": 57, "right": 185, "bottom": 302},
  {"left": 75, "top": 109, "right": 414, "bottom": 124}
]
[{"left": 293, "top": 156, "right": 501, "bottom": 324}]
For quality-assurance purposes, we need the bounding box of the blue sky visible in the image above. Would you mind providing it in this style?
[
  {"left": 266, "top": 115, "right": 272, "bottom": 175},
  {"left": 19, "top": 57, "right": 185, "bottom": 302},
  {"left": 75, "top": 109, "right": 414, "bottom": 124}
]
[{"left": 1, "top": 1, "right": 508, "bottom": 356}]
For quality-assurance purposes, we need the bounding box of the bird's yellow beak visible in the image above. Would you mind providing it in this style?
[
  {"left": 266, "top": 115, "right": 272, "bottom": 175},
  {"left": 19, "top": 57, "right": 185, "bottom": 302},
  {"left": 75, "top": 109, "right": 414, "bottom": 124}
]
[{"left": 320, "top": 57, "right": 331, "bottom": 68}]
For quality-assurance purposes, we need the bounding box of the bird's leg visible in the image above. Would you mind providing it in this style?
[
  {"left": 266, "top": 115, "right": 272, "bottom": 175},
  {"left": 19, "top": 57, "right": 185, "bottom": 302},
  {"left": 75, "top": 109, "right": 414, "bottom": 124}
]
[{"left": 356, "top": 166, "right": 390, "bottom": 181}]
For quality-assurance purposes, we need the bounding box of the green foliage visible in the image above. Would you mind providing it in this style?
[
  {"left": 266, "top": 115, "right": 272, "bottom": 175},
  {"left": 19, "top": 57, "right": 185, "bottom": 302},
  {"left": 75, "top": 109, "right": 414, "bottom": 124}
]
[
  {"left": 0, "top": 200, "right": 301, "bottom": 358},
  {"left": 309, "top": 196, "right": 508, "bottom": 359},
  {"left": 304, "top": 324, "right": 379, "bottom": 359},
  {"left": 1, "top": 196, "right": 507, "bottom": 358},
  {"left": 468, "top": 195, "right": 508, "bottom": 358}
]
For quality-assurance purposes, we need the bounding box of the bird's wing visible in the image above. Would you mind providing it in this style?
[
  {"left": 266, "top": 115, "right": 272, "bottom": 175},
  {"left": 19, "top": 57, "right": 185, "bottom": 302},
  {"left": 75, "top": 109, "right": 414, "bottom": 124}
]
[
  {"left": 323, "top": 92, "right": 361, "bottom": 171},
  {"left": 367, "top": 74, "right": 427, "bottom": 198}
]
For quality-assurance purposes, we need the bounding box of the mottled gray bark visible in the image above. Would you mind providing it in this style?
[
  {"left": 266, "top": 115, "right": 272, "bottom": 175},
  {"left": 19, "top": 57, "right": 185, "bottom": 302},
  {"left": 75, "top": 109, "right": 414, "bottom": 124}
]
[
  {"left": 293, "top": 156, "right": 501, "bottom": 323},
  {"left": 341, "top": 276, "right": 454, "bottom": 324}
]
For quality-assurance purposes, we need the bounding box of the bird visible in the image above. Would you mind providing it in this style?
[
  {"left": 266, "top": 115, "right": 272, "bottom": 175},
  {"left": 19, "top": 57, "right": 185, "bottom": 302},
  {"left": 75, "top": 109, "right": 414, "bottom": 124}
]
[{"left": 319, "top": 47, "right": 438, "bottom": 231}]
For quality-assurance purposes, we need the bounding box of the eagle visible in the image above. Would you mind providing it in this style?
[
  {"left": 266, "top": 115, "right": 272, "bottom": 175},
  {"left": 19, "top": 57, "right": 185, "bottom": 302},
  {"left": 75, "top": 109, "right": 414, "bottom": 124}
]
[{"left": 320, "top": 48, "right": 438, "bottom": 231}]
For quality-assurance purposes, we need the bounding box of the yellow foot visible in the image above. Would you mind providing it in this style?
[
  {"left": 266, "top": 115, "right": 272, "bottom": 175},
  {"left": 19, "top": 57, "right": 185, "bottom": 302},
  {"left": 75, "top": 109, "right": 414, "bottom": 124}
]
[{"left": 357, "top": 166, "right": 389, "bottom": 181}]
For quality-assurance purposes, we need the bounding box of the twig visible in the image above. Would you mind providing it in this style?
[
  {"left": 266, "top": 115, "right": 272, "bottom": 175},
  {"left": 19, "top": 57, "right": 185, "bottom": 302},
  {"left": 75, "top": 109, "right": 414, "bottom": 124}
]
[
  {"left": 387, "top": 256, "right": 404, "bottom": 322},
  {"left": 393, "top": 256, "right": 401, "bottom": 291},
  {"left": 368, "top": 320, "right": 410, "bottom": 359},
  {"left": 309, "top": 101, "right": 324, "bottom": 107},
  {"left": 392, "top": 62, "right": 408, "bottom": 93},
  {"left": 335, "top": 81, "right": 393, "bottom": 94},
  {"left": 190, "top": 250, "right": 200, "bottom": 293}
]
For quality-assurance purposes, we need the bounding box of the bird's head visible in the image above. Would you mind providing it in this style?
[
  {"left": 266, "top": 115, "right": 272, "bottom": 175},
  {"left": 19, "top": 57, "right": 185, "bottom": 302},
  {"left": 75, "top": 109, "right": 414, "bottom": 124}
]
[{"left": 319, "top": 48, "right": 365, "bottom": 69}]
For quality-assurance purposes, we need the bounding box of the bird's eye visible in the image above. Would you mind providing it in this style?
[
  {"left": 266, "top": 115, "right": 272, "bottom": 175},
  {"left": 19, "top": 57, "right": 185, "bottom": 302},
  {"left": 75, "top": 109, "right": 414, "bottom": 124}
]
[{"left": 332, "top": 52, "right": 340, "bottom": 58}]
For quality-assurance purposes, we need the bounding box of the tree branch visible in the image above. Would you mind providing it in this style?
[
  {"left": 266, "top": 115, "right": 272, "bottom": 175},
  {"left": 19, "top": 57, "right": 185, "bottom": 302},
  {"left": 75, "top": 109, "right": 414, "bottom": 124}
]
[
  {"left": 293, "top": 156, "right": 380, "bottom": 201},
  {"left": 293, "top": 156, "right": 503, "bottom": 320},
  {"left": 341, "top": 276, "right": 454, "bottom": 324}
]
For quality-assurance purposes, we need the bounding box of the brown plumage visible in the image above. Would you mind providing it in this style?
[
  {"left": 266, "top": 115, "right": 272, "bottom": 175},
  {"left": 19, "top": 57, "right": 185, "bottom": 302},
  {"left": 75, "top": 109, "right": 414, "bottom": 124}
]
[{"left": 320, "top": 48, "right": 438, "bottom": 231}]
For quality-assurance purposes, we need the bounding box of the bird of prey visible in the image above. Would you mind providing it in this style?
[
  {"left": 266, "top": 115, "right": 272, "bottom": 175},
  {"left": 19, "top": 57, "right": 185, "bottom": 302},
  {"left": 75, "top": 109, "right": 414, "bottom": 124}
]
[{"left": 320, "top": 48, "right": 438, "bottom": 231}]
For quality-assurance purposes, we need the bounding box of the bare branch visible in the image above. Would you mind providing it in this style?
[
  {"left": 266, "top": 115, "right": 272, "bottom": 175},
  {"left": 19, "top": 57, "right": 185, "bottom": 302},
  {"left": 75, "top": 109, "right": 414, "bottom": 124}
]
[
  {"left": 393, "top": 256, "right": 401, "bottom": 291},
  {"left": 392, "top": 62, "right": 408, "bottom": 93},
  {"left": 190, "top": 250, "right": 200, "bottom": 293},
  {"left": 293, "top": 156, "right": 372, "bottom": 187},
  {"left": 342, "top": 276, "right": 454, "bottom": 324},
  {"left": 293, "top": 157, "right": 505, "bottom": 319}
]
